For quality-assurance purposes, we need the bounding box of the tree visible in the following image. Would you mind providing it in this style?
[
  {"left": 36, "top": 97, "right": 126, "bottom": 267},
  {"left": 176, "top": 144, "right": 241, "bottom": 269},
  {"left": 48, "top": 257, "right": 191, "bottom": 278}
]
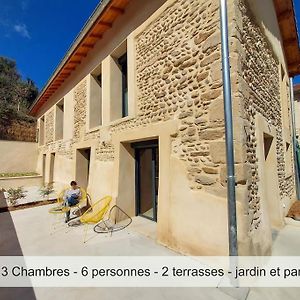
[{"left": 0, "top": 56, "right": 38, "bottom": 127}]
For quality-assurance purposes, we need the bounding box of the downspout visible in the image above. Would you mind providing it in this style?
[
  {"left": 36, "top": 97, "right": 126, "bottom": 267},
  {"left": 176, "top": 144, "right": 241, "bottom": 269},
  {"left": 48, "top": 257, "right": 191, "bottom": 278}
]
[
  {"left": 219, "top": 0, "right": 238, "bottom": 256},
  {"left": 289, "top": 77, "right": 300, "bottom": 200}
]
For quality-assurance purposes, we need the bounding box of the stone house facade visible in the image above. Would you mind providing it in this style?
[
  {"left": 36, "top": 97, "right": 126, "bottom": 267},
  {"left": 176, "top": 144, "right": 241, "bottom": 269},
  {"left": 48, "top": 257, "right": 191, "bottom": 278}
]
[{"left": 30, "top": 0, "right": 300, "bottom": 256}]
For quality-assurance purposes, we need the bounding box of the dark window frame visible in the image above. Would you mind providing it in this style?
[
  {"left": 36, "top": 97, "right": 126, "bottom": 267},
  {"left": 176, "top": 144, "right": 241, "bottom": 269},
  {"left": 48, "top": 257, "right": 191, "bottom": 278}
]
[
  {"left": 118, "top": 53, "right": 128, "bottom": 118},
  {"left": 132, "top": 140, "right": 159, "bottom": 222}
]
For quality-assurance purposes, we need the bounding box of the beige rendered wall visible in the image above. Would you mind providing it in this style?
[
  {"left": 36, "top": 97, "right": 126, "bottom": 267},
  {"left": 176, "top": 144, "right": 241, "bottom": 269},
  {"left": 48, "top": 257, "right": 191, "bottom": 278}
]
[
  {"left": 0, "top": 176, "right": 42, "bottom": 190},
  {"left": 102, "top": 55, "right": 123, "bottom": 123},
  {"left": 0, "top": 140, "right": 38, "bottom": 173},
  {"left": 86, "top": 74, "right": 102, "bottom": 130}
]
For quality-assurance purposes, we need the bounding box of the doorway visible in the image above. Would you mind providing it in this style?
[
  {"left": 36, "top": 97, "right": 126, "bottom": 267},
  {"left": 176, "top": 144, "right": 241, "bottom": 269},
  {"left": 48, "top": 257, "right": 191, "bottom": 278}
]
[
  {"left": 262, "top": 131, "right": 282, "bottom": 227},
  {"left": 76, "top": 148, "right": 91, "bottom": 189},
  {"left": 42, "top": 154, "right": 46, "bottom": 185},
  {"left": 132, "top": 140, "right": 159, "bottom": 222},
  {"left": 49, "top": 153, "right": 55, "bottom": 184}
]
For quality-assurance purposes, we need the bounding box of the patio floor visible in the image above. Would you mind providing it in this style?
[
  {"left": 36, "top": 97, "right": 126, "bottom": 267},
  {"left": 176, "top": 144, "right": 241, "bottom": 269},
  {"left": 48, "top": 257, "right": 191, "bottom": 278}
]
[{"left": 1, "top": 203, "right": 300, "bottom": 300}]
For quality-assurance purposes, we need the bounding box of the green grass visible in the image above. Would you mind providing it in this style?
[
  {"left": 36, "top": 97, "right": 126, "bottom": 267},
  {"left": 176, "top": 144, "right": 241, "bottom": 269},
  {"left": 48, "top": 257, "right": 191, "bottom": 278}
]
[{"left": 0, "top": 172, "right": 39, "bottom": 178}]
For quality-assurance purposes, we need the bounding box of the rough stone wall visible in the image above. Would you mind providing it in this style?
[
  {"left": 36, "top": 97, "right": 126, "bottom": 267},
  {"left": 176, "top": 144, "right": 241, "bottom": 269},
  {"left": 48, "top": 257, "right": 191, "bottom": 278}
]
[
  {"left": 74, "top": 80, "right": 87, "bottom": 140},
  {"left": 45, "top": 110, "right": 54, "bottom": 144},
  {"left": 111, "top": 0, "right": 228, "bottom": 192},
  {"left": 40, "top": 77, "right": 116, "bottom": 161},
  {"left": 0, "top": 120, "right": 36, "bottom": 142},
  {"left": 235, "top": 0, "right": 294, "bottom": 233},
  {"left": 134, "top": 0, "right": 224, "bottom": 191},
  {"left": 96, "top": 141, "right": 115, "bottom": 161},
  {"left": 282, "top": 84, "right": 294, "bottom": 199}
]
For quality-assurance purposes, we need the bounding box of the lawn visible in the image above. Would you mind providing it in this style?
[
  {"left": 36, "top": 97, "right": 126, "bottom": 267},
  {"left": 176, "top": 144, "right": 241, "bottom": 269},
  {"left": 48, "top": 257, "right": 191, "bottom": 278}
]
[{"left": 0, "top": 172, "right": 39, "bottom": 178}]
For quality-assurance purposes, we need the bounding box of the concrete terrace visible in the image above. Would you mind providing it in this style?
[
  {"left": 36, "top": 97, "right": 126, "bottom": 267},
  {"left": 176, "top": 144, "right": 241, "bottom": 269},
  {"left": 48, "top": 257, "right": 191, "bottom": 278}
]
[{"left": 1, "top": 204, "right": 300, "bottom": 300}]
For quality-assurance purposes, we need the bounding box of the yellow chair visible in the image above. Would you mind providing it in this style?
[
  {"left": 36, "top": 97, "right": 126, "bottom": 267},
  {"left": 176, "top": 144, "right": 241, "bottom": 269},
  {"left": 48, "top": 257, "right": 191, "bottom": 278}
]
[
  {"left": 79, "top": 196, "right": 112, "bottom": 243},
  {"left": 52, "top": 187, "right": 88, "bottom": 213},
  {"left": 49, "top": 187, "right": 89, "bottom": 233},
  {"left": 56, "top": 187, "right": 68, "bottom": 205},
  {"left": 74, "top": 187, "right": 88, "bottom": 216}
]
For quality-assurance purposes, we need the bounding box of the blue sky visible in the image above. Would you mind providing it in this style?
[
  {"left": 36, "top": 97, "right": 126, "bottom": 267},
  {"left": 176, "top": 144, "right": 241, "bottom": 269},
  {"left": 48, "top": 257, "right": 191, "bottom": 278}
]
[
  {"left": 0, "top": 0, "right": 300, "bottom": 89},
  {"left": 294, "top": 0, "right": 300, "bottom": 84},
  {"left": 0, "top": 0, "right": 99, "bottom": 89}
]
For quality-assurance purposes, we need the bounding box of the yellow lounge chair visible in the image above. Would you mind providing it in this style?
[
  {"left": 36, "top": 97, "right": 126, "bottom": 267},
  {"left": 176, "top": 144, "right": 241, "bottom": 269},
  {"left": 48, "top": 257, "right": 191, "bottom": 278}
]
[
  {"left": 49, "top": 187, "right": 89, "bottom": 233},
  {"left": 57, "top": 187, "right": 88, "bottom": 212},
  {"left": 79, "top": 195, "right": 112, "bottom": 243},
  {"left": 51, "top": 187, "right": 88, "bottom": 213}
]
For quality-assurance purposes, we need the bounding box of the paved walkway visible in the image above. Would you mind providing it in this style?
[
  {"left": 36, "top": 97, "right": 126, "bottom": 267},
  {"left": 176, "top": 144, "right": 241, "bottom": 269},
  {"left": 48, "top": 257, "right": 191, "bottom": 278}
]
[{"left": 1, "top": 204, "right": 300, "bottom": 300}]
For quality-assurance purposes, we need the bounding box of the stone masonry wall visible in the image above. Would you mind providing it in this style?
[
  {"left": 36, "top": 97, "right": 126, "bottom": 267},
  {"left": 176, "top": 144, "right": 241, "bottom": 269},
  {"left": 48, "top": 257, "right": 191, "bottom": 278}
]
[
  {"left": 0, "top": 120, "right": 36, "bottom": 142},
  {"left": 282, "top": 82, "right": 294, "bottom": 200},
  {"left": 74, "top": 80, "right": 87, "bottom": 140},
  {"left": 234, "top": 0, "right": 294, "bottom": 235},
  {"left": 111, "top": 0, "right": 230, "bottom": 193},
  {"left": 134, "top": 0, "right": 224, "bottom": 191},
  {"left": 45, "top": 110, "right": 54, "bottom": 144}
]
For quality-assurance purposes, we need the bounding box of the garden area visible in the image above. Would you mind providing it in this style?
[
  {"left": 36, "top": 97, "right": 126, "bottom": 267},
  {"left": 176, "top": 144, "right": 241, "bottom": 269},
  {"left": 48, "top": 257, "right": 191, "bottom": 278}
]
[{"left": 0, "top": 182, "right": 57, "bottom": 212}]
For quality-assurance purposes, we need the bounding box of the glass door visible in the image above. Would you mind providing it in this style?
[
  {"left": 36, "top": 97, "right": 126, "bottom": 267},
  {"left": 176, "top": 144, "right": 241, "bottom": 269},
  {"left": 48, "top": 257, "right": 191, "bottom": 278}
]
[{"left": 133, "top": 140, "right": 159, "bottom": 221}]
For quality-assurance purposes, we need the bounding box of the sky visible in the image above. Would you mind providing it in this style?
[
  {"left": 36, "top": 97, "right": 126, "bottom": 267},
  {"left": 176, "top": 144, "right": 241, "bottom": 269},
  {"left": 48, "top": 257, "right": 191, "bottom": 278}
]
[
  {"left": 0, "top": 0, "right": 300, "bottom": 90},
  {"left": 294, "top": 0, "right": 300, "bottom": 84},
  {"left": 0, "top": 0, "right": 99, "bottom": 89}
]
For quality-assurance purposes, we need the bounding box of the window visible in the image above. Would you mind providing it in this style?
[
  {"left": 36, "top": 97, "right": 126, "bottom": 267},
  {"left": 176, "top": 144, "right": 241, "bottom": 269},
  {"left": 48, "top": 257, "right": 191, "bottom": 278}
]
[
  {"left": 280, "top": 65, "right": 290, "bottom": 130},
  {"left": 49, "top": 153, "right": 55, "bottom": 184},
  {"left": 285, "top": 142, "right": 292, "bottom": 176},
  {"left": 42, "top": 154, "right": 46, "bottom": 185},
  {"left": 109, "top": 40, "right": 128, "bottom": 121},
  {"left": 263, "top": 133, "right": 273, "bottom": 161},
  {"left": 55, "top": 99, "right": 64, "bottom": 141},
  {"left": 76, "top": 148, "right": 91, "bottom": 189},
  {"left": 88, "top": 65, "right": 102, "bottom": 129},
  {"left": 39, "top": 116, "right": 45, "bottom": 146},
  {"left": 280, "top": 65, "right": 293, "bottom": 177},
  {"left": 118, "top": 53, "right": 128, "bottom": 117}
]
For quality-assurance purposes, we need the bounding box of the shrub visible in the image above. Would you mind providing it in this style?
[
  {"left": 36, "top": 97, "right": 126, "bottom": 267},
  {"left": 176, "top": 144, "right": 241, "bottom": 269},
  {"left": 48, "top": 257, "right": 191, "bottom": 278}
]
[
  {"left": 39, "top": 183, "right": 54, "bottom": 200},
  {"left": 7, "top": 187, "right": 27, "bottom": 206},
  {"left": 0, "top": 172, "right": 38, "bottom": 178}
]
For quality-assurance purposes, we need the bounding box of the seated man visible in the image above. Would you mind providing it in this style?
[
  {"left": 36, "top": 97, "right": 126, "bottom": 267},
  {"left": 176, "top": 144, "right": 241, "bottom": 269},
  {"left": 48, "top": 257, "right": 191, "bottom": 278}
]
[{"left": 63, "top": 181, "right": 82, "bottom": 223}]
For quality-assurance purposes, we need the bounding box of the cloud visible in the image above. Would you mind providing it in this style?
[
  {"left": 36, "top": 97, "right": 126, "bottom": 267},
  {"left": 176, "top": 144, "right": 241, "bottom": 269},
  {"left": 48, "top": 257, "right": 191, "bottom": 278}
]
[{"left": 14, "top": 23, "right": 30, "bottom": 38}]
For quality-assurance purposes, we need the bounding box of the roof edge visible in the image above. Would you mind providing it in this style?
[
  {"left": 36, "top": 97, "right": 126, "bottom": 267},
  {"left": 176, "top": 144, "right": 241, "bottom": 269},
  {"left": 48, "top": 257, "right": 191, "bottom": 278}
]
[
  {"left": 29, "top": 0, "right": 111, "bottom": 116},
  {"left": 274, "top": 0, "right": 300, "bottom": 77}
]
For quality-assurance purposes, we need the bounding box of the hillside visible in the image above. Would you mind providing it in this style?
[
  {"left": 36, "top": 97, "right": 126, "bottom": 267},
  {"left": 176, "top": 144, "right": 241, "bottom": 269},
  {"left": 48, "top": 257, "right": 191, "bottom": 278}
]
[{"left": 0, "top": 56, "right": 38, "bottom": 141}]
